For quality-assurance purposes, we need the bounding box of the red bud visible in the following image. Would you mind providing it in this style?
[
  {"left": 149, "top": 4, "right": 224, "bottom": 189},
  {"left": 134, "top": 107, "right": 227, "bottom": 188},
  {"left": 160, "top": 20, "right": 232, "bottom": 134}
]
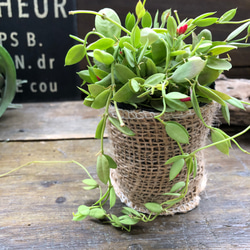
[
  {"left": 180, "top": 97, "right": 191, "bottom": 102},
  {"left": 177, "top": 24, "right": 188, "bottom": 35}
]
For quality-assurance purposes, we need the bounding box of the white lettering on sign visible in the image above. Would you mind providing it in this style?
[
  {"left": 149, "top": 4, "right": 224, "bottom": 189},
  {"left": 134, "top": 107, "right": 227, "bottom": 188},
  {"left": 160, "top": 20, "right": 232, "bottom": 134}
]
[
  {"left": 14, "top": 55, "right": 25, "bottom": 69},
  {"left": 37, "top": 54, "right": 55, "bottom": 69},
  {"left": 0, "top": 0, "right": 68, "bottom": 18},
  {"left": 18, "top": 0, "right": 29, "bottom": 18},
  {"left": 54, "top": 0, "right": 67, "bottom": 18},
  {"left": 34, "top": 0, "right": 48, "bottom": 19},
  {"left": 0, "top": 0, "right": 12, "bottom": 17},
  {"left": 30, "top": 82, "right": 58, "bottom": 93},
  {"left": 0, "top": 32, "right": 38, "bottom": 47},
  {"left": 27, "top": 32, "right": 36, "bottom": 47}
]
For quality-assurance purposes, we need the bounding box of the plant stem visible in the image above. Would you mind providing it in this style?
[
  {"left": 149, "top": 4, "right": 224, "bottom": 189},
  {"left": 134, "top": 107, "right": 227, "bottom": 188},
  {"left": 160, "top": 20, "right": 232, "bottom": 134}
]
[{"left": 191, "top": 125, "right": 250, "bottom": 156}]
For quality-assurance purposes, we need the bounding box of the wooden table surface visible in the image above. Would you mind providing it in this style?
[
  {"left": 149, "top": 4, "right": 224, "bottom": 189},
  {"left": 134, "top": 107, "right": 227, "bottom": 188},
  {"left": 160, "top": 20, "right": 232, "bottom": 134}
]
[{"left": 0, "top": 101, "right": 249, "bottom": 250}]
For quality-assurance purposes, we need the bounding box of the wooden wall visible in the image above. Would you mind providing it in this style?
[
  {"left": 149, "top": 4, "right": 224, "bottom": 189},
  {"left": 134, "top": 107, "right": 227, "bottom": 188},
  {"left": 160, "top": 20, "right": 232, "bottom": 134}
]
[{"left": 76, "top": 0, "right": 250, "bottom": 79}]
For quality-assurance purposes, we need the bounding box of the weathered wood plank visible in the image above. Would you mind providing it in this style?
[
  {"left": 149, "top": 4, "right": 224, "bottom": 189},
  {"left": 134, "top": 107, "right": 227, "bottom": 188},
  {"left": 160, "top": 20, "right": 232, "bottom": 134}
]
[
  {"left": 0, "top": 101, "right": 104, "bottom": 141},
  {"left": 0, "top": 133, "right": 249, "bottom": 249}
]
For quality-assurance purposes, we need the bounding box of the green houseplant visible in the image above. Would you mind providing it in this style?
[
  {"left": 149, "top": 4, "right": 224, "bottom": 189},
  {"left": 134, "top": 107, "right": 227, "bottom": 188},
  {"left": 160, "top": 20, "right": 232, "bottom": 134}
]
[
  {"left": 0, "top": 45, "right": 26, "bottom": 117},
  {"left": 65, "top": 0, "right": 250, "bottom": 231}
]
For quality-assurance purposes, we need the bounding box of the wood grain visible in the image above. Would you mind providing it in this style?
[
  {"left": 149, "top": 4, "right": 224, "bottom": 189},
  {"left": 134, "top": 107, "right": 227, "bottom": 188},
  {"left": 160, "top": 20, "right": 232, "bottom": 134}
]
[
  {"left": 0, "top": 132, "right": 249, "bottom": 249},
  {"left": 0, "top": 101, "right": 104, "bottom": 141}
]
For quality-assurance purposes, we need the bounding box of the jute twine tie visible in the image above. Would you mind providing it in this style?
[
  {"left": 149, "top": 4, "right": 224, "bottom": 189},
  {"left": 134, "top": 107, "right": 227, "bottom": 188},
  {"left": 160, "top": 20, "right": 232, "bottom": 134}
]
[{"left": 108, "top": 102, "right": 217, "bottom": 215}]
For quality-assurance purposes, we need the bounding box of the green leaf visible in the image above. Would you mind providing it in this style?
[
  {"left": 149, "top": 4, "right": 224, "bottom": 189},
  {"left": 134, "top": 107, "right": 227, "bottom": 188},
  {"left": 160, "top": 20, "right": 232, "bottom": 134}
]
[
  {"left": 193, "top": 12, "right": 217, "bottom": 23},
  {"left": 141, "top": 11, "right": 152, "bottom": 28},
  {"left": 92, "top": 68, "right": 109, "bottom": 80},
  {"left": 123, "top": 42, "right": 137, "bottom": 52},
  {"left": 151, "top": 39, "right": 166, "bottom": 64},
  {"left": 109, "top": 187, "right": 116, "bottom": 209},
  {"left": 125, "top": 12, "right": 136, "bottom": 31},
  {"left": 165, "top": 154, "right": 189, "bottom": 165},
  {"left": 140, "top": 28, "right": 159, "bottom": 45},
  {"left": 221, "top": 105, "right": 230, "bottom": 125},
  {"left": 108, "top": 116, "right": 135, "bottom": 136},
  {"left": 114, "top": 64, "right": 137, "bottom": 84},
  {"left": 89, "top": 208, "right": 106, "bottom": 219},
  {"left": 165, "top": 98, "right": 189, "bottom": 111},
  {"left": 119, "top": 36, "right": 132, "bottom": 48},
  {"left": 78, "top": 205, "right": 90, "bottom": 216},
  {"left": 93, "top": 49, "right": 114, "bottom": 65},
  {"left": 206, "top": 57, "right": 232, "bottom": 71},
  {"left": 211, "top": 129, "right": 230, "bottom": 155},
  {"left": 104, "top": 154, "right": 117, "bottom": 169},
  {"left": 95, "top": 117, "right": 105, "bottom": 139},
  {"left": 77, "top": 70, "right": 94, "bottom": 83},
  {"left": 88, "top": 84, "right": 106, "bottom": 97},
  {"left": 169, "top": 158, "right": 185, "bottom": 181},
  {"left": 135, "top": 0, "right": 146, "bottom": 19},
  {"left": 110, "top": 214, "right": 123, "bottom": 227},
  {"left": 219, "top": 9, "right": 237, "bottom": 23},
  {"left": 77, "top": 86, "right": 89, "bottom": 96},
  {"left": 123, "top": 47, "right": 135, "bottom": 67},
  {"left": 171, "top": 57, "right": 206, "bottom": 83},
  {"left": 113, "top": 82, "right": 134, "bottom": 102},
  {"left": 198, "top": 29, "right": 212, "bottom": 41},
  {"left": 144, "top": 73, "right": 165, "bottom": 87},
  {"left": 82, "top": 179, "right": 98, "bottom": 190},
  {"left": 83, "top": 96, "right": 94, "bottom": 107},
  {"left": 72, "top": 212, "right": 87, "bottom": 221},
  {"left": 119, "top": 215, "right": 140, "bottom": 225},
  {"left": 87, "top": 38, "right": 115, "bottom": 50},
  {"left": 65, "top": 44, "right": 85, "bottom": 66},
  {"left": 165, "top": 92, "right": 189, "bottom": 99},
  {"left": 130, "top": 79, "right": 140, "bottom": 93},
  {"left": 196, "top": 85, "right": 226, "bottom": 106},
  {"left": 208, "top": 45, "right": 237, "bottom": 56},
  {"left": 91, "top": 89, "right": 111, "bottom": 109},
  {"left": 167, "top": 16, "right": 177, "bottom": 37},
  {"left": 170, "top": 50, "right": 188, "bottom": 57},
  {"left": 198, "top": 66, "right": 221, "bottom": 86},
  {"left": 95, "top": 8, "right": 121, "bottom": 40},
  {"left": 226, "top": 97, "right": 245, "bottom": 110},
  {"left": 144, "top": 202, "right": 162, "bottom": 213},
  {"left": 96, "top": 154, "right": 110, "bottom": 184},
  {"left": 170, "top": 181, "right": 186, "bottom": 193},
  {"left": 226, "top": 21, "right": 250, "bottom": 41},
  {"left": 131, "top": 25, "right": 141, "bottom": 48},
  {"left": 95, "top": 74, "right": 112, "bottom": 87},
  {"left": 193, "top": 17, "right": 218, "bottom": 27},
  {"left": 137, "top": 39, "right": 149, "bottom": 64},
  {"left": 165, "top": 121, "right": 189, "bottom": 144},
  {"left": 190, "top": 86, "right": 203, "bottom": 120},
  {"left": 209, "top": 88, "right": 231, "bottom": 101},
  {"left": 145, "top": 57, "right": 158, "bottom": 75},
  {"left": 122, "top": 207, "right": 141, "bottom": 217},
  {"left": 186, "top": 157, "right": 194, "bottom": 175}
]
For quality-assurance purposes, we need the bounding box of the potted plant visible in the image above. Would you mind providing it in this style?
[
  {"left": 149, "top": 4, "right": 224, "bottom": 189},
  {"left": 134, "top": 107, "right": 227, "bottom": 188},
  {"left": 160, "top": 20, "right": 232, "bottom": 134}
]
[
  {"left": 0, "top": 45, "right": 26, "bottom": 117},
  {"left": 65, "top": 0, "right": 250, "bottom": 231}
]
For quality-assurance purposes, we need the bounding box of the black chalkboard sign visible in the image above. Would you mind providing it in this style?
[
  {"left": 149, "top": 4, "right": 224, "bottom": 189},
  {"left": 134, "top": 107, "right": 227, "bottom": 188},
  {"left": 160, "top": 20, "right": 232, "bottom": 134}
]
[{"left": 0, "top": 0, "right": 81, "bottom": 102}]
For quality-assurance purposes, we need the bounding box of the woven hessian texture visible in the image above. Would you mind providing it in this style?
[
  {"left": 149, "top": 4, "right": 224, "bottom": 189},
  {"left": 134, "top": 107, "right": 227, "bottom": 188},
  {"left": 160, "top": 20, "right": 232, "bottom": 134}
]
[{"left": 108, "top": 102, "right": 217, "bottom": 215}]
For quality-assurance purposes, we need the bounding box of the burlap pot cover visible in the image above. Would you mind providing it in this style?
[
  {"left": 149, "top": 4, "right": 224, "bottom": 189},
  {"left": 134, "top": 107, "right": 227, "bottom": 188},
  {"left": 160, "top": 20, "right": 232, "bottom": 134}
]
[{"left": 108, "top": 102, "right": 217, "bottom": 215}]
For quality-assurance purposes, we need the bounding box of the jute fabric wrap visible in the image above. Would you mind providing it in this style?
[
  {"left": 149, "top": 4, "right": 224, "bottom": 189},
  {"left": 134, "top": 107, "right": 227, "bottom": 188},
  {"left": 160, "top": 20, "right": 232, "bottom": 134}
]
[{"left": 108, "top": 102, "right": 217, "bottom": 215}]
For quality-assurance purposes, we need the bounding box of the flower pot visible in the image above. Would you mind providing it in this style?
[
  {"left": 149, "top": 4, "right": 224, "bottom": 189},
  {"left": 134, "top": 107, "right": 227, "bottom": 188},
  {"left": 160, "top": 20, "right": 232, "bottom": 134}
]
[{"left": 108, "top": 102, "right": 218, "bottom": 215}]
